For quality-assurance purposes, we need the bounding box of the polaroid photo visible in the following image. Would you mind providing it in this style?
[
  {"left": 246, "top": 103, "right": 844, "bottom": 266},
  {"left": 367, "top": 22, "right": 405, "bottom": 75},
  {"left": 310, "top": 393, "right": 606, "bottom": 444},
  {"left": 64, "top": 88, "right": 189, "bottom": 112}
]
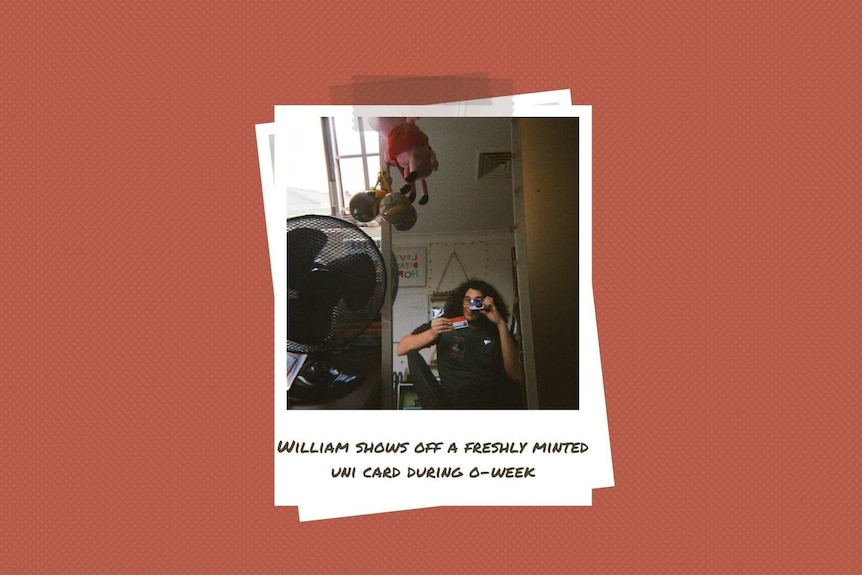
[{"left": 258, "top": 91, "right": 612, "bottom": 520}]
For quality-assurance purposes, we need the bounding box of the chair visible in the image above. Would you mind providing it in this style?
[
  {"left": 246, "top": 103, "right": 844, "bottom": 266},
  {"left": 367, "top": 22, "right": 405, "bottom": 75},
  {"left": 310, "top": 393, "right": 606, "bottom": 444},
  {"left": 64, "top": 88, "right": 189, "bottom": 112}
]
[{"left": 406, "top": 351, "right": 449, "bottom": 409}]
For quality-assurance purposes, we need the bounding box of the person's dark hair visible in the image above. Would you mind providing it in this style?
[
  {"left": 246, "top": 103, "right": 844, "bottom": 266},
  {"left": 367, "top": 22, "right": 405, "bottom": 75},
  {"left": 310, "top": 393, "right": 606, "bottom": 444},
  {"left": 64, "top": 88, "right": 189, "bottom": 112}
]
[{"left": 443, "top": 279, "right": 510, "bottom": 323}]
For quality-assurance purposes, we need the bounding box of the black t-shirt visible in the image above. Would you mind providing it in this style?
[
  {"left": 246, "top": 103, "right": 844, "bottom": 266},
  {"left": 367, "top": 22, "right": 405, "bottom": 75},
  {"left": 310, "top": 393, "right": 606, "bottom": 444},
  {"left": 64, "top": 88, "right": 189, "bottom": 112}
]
[{"left": 411, "top": 321, "right": 522, "bottom": 409}]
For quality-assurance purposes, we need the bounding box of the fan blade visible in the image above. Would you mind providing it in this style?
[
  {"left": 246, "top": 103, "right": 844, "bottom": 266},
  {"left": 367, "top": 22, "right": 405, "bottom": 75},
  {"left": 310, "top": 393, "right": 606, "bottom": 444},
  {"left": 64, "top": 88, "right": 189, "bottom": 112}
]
[
  {"left": 287, "top": 227, "right": 327, "bottom": 289},
  {"left": 289, "top": 268, "right": 343, "bottom": 345},
  {"left": 301, "top": 267, "right": 342, "bottom": 307},
  {"left": 288, "top": 298, "right": 333, "bottom": 345},
  {"left": 330, "top": 252, "right": 377, "bottom": 311}
]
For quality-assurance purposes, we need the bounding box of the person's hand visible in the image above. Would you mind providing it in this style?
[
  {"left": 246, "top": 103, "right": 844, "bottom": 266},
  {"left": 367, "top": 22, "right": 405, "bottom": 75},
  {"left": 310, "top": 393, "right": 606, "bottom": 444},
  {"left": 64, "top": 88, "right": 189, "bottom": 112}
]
[
  {"left": 430, "top": 316, "right": 454, "bottom": 336},
  {"left": 480, "top": 296, "right": 505, "bottom": 326}
]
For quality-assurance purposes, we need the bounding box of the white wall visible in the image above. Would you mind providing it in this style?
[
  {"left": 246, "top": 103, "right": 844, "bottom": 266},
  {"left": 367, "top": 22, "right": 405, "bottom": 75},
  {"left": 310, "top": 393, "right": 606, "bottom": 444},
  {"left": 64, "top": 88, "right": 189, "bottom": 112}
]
[
  {"left": 392, "top": 117, "right": 514, "bottom": 235},
  {"left": 391, "top": 231, "right": 517, "bottom": 375}
]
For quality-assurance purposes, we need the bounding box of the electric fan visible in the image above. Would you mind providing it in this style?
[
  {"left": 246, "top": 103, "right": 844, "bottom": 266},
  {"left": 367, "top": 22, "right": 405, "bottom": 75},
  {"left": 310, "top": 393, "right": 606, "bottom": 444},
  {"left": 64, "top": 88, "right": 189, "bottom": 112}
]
[{"left": 287, "top": 215, "right": 388, "bottom": 405}]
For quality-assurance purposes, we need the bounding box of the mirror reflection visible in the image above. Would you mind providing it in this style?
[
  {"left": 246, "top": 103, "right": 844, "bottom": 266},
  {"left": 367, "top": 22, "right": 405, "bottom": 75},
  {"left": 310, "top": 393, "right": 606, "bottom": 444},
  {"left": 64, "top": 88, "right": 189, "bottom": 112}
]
[{"left": 384, "top": 117, "right": 525, "bottom": 410}]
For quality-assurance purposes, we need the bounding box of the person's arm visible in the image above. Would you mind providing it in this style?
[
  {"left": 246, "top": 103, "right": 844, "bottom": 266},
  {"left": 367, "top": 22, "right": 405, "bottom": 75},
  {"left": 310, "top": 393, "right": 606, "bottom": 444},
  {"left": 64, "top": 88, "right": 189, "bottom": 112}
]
[
  {"left": 496, "top": 320, "right": 522, "bottom": 383},
  {"left": 481, "top": 297, "right": 522, "bottom": 383},
  {"left": 395, "top": 317, "right": 453, "bottom": 356}
]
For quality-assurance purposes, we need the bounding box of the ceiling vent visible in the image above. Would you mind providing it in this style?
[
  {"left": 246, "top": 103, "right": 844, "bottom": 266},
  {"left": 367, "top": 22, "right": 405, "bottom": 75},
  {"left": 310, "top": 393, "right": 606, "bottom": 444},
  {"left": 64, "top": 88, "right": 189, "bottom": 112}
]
[{"left": 476, "top": 151, "right": 513, "bottom": 179}]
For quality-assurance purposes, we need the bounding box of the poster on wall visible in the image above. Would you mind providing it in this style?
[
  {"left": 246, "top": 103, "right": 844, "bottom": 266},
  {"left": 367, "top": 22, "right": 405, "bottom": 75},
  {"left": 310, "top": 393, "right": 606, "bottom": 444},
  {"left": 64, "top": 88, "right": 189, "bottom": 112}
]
[{"left": 394, "top": 247, "right": 426, "bottom": 287}]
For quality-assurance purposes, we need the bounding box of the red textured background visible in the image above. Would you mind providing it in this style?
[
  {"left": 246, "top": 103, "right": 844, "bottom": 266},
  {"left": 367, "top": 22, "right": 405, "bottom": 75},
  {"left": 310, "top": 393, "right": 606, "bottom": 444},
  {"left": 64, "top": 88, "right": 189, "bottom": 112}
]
[{"left": 2, "top": 1, "right": 860, "bottom": 573}]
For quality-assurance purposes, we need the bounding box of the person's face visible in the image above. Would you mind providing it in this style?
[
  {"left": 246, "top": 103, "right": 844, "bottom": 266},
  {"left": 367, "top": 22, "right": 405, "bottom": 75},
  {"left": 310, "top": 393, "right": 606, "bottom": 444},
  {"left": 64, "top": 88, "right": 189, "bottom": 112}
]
[{"left": 463, "top": 288, "right": 486, "bottom": 321}]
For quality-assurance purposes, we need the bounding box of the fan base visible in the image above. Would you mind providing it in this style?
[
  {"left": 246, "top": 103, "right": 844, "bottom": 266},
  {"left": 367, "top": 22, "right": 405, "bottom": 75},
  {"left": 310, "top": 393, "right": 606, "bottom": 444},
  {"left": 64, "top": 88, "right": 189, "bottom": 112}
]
[{"left": 288, "top": 357, "right": 365, "bottom": 405}]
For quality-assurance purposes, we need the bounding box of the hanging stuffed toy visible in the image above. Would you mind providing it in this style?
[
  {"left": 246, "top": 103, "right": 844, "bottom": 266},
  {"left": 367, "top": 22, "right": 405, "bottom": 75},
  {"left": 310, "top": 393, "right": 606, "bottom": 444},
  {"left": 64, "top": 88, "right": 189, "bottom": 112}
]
[{"left": 368, "top": 117, "right": 438, "bottom": 205}]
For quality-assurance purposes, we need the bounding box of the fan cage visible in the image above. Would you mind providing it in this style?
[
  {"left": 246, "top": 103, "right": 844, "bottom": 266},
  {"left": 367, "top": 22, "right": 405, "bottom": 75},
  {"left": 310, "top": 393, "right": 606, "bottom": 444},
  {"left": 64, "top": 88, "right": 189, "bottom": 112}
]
[{"left": 287, "top": 215, "right": 387, "bottom": 353}]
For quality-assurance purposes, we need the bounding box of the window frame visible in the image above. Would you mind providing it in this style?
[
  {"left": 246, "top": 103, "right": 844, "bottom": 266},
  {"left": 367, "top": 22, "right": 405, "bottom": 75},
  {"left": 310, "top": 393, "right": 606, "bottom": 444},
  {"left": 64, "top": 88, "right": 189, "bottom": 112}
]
[{"left": 322, "top": 116, "right": 382, "bottom": 219}]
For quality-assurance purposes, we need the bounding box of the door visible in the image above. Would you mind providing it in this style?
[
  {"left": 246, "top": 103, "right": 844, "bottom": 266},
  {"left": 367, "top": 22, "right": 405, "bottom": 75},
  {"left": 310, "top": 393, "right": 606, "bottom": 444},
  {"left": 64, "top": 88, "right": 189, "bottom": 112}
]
[{"left": 512, "top": 117, "right": 580, "bottom": 409}]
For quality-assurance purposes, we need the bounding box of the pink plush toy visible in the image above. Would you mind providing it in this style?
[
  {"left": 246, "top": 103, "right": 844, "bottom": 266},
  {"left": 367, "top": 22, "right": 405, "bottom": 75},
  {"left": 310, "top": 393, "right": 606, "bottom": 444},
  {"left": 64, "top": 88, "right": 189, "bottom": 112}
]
[{"left": 368, "top": 117, "right": 438, "bottom": 205}]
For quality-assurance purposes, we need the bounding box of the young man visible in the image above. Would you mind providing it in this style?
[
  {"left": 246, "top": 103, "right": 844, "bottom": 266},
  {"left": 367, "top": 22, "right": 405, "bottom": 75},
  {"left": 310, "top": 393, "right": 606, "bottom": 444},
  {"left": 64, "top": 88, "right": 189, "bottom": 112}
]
[{"left": 396, "top": 280, "right": 524, "bottom": 409}]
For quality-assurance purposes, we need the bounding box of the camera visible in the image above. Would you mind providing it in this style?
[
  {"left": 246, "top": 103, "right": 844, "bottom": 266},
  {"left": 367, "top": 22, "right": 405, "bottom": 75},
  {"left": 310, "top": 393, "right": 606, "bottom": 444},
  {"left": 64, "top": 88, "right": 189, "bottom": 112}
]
[{"left": 468, "top": 298, "right": 485, "bottom": 311}]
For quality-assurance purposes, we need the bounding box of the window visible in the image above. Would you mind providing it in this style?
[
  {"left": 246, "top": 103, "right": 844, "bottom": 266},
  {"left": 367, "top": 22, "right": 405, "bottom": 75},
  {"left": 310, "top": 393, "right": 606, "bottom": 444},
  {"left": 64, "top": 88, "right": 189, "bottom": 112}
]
[
  {"left": 324, "top": 116, "right": 382, "bottom": 219},
  {"left": 284, "top": 116, "right": 332, "bottom": 218},
  {"left": 285, "top": 115, "right": 383, "bottom": 221}
]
